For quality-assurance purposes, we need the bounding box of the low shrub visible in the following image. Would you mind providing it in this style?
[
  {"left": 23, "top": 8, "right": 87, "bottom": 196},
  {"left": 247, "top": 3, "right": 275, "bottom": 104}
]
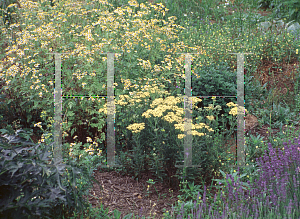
[{"left": 0, "top": 125, "right": 100, "bottom": 219}]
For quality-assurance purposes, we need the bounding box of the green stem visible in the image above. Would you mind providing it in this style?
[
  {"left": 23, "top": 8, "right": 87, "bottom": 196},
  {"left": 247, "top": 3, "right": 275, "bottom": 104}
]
[
  {"left": 155, "top": 188, "right": 160, "bottom": 202},
  {"left": 269, "top": 112, "right": 272, "bottom": 139}
]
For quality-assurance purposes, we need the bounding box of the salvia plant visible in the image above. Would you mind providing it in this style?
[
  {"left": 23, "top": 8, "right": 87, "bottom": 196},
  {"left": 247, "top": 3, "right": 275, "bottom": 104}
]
[{"left": 164, "top": 135, "right": 300, "bottom": 218}]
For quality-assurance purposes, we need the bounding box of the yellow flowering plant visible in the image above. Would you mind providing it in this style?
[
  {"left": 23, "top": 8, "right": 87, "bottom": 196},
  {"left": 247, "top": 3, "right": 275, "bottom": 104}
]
[{"left": 0, "top": 0, "right": 256, "bottom": 190}]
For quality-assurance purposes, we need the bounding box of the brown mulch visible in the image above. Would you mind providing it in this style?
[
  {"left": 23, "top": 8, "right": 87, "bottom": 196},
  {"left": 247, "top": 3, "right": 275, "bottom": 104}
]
[
  {"left": 80, "top": 150, "right": 243, "bottom": 219},
  {"left": 82, "top": 167, "right": 182, "bottom": 219}
]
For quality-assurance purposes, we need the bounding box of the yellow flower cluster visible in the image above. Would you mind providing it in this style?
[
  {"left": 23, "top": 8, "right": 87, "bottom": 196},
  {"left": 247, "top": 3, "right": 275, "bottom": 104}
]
[{"left": 68, "top": 138, "right": 102, "bottom": 159}]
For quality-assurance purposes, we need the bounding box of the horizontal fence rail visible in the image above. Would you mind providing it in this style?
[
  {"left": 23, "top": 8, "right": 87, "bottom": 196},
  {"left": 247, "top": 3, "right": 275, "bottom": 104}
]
[{"left": 49, "top": 51, "right": 252, "bottom": 169}]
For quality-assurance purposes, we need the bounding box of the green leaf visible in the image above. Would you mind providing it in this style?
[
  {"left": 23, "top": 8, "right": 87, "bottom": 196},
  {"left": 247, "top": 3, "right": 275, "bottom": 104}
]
[
  {"left": 66, "top": 111, "right": 75, "bottom": 117},
  {"left": 68, "top": 101, "right": 75, "bottom": 110},
  {"left": 71, "top": 127, "right": 77, "bottom": 136}
]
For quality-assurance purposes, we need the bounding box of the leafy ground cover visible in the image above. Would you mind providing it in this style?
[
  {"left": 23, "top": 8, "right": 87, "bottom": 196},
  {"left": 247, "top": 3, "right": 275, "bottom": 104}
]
[{"left": 0, "top": 0, "right": 300, "bottom": 218}]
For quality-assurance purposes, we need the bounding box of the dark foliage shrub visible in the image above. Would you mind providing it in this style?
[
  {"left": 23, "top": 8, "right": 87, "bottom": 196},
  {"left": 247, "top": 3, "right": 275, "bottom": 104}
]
[{"left": 0, "top": 126, "right": 98, "bottom": 219}]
